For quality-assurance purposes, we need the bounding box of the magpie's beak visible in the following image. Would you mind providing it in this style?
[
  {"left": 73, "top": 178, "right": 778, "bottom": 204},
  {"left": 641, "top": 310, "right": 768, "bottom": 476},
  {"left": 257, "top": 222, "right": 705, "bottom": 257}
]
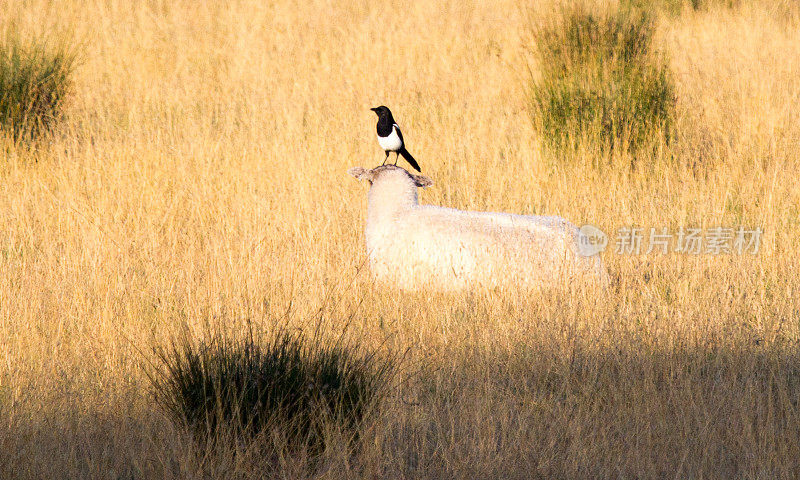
[{"left": 370, "top": 107, "right": 378, "bottom": 113}]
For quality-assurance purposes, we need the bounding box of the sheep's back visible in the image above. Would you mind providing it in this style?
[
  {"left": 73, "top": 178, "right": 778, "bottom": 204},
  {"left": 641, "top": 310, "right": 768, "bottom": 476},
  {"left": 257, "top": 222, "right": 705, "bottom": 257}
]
[{"left": 365, "top": 206, "right": 605, "bottom": 290}]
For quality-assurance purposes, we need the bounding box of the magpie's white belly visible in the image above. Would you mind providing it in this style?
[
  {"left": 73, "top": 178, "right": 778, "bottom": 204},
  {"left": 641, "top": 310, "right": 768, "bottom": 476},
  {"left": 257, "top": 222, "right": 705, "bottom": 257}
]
[{"left": 377, "top": 125, "right": 403, "bottom": 151}]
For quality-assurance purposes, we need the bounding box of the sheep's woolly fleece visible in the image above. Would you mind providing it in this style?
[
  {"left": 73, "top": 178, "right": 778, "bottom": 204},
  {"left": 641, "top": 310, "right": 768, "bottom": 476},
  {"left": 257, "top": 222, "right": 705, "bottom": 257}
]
[{"left": 348, "top": 165, "right": 608, "bottom": 291}]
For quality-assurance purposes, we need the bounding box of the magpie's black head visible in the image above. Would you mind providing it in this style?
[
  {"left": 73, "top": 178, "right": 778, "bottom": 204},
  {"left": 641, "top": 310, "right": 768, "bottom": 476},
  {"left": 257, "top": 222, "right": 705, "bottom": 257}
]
[{"left": 370, "top": 106, "right": 392, "bottom": 118}]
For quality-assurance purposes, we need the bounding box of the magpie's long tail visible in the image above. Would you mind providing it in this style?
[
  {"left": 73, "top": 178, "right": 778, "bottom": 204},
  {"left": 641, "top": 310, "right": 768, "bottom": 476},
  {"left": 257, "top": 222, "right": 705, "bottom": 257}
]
[{"left": 399, "top": 148, "right": 421, "bottom": 172}]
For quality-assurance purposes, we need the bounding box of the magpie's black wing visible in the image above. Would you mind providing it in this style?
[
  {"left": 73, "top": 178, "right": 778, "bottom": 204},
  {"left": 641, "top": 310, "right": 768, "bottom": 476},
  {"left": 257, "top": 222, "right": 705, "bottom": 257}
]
[{"left": 393, "top": 124, "right": 404, "bottom": 145}]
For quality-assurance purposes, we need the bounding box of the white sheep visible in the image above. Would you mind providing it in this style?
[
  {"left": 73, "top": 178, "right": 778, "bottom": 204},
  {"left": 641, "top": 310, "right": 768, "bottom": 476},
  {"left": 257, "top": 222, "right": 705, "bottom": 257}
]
[{"left": 348, "top": 165, "right": 608, "bottom": 291}]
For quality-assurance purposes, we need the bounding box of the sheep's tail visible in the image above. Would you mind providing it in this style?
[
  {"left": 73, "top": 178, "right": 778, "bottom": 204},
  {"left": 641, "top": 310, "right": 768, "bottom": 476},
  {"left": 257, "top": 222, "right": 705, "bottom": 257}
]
[{"left": 399, "top": 148, "right": 421, "bottom": 172}]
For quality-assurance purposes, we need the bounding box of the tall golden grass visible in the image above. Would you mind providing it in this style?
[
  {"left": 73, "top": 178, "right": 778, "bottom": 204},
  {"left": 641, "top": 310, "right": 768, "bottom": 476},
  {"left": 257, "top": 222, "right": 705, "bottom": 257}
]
[{"left": 1, "top": 0, "right": 799, "bottom": 477}]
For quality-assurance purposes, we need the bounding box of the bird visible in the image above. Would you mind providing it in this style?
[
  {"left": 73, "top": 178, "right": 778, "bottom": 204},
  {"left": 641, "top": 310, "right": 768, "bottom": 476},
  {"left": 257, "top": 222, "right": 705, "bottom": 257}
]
[{"left": 370, "top": 106, "right": 421, "bottom": 172}]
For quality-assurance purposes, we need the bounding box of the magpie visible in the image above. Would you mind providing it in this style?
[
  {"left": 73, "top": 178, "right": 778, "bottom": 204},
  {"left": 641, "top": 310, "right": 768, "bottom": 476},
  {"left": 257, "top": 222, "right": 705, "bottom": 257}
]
[{"left": 370, "top": 106, "right": 421, "bottom": 172}]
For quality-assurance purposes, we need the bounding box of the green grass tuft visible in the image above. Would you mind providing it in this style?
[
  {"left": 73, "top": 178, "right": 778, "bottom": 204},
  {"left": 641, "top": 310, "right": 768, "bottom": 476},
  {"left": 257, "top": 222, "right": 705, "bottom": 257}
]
[
  {"left": 148, "top": 328, "right": 395, "bottom": 453},
  {"left": 0, "top": 32, "right": 76, "bottom": 142},
  {"left": 529, "top": 6, "right": 676, "bottom": 159}
]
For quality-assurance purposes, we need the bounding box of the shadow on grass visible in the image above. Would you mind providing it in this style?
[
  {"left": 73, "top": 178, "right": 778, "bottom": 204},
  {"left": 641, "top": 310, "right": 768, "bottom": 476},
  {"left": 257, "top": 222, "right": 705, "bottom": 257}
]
[
  {"left": 0, "top": 394, "right": 358, "bottom": 480},
  {"left": 385, "top": 339, "right": 800, "bottom": 479},
  {"left": 3, "top": 339, "right": 799, "bottom": 479}
]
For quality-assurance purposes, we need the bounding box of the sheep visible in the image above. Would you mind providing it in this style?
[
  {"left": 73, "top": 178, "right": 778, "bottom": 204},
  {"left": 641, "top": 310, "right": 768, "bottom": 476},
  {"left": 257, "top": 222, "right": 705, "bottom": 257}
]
[{"left": 348, "top": 165, "right": 608, "bottom": 291}]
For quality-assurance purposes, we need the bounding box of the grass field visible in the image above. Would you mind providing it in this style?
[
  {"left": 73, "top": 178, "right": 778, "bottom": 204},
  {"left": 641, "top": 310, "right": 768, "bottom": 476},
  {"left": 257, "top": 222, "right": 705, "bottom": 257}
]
[{"left": 1, "top": 0, "right": 800, "bottom": 478}]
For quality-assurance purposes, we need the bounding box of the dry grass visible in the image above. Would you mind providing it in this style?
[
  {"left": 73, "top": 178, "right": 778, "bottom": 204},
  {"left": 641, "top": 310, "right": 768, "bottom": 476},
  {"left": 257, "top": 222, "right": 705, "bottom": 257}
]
[{"left": 1, "top": 0, "right": 799, "bottom": 478}]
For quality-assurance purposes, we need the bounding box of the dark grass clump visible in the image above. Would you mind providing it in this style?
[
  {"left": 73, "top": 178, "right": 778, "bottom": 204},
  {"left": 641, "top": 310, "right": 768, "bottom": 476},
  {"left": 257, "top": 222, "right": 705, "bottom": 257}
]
[
  {"left": 149, "top": 329, "right": 395, "bottom": 453},
  {"left": 529, "top": 7, "right": 676, "bottom": 159},
  {"left": 623, "top": 0, "right": 740, "bottom": 15},
  {"left": 0, "top": 32, "right": 76, "bottom": 142}
]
